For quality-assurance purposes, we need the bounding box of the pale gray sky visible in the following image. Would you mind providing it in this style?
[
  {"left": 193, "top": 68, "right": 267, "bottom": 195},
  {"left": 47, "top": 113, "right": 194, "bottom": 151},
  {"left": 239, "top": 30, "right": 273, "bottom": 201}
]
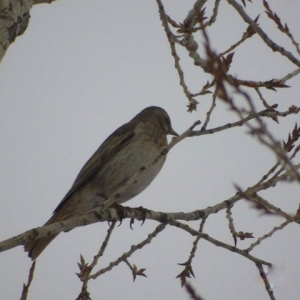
[{"left": 1, "top": 1, "right": 300, "bottom": 299}]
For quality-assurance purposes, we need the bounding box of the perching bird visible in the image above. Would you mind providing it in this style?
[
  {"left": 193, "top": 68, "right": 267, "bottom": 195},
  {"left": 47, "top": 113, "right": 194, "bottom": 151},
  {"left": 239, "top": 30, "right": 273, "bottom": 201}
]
[{"left": 24, "top": 106, "right": 178, "bottom": 259}]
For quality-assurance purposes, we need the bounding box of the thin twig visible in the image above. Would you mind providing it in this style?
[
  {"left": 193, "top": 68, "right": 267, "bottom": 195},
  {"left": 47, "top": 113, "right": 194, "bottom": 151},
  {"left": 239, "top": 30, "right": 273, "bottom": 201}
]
[
  {"left": 89, "top": 223, "right": 167, "bottom": 279},
  {"left": 256, "top": 262, "right": 275, "bottom": 300},
  {"left": 227, "top": 0, "right": 300, "bottom": 67},
  {"left": 20, "top": 261, "right": 36, "bottom": 300},
  {"left": 168, "top": 219, "right": 272, "bottom": 267}
]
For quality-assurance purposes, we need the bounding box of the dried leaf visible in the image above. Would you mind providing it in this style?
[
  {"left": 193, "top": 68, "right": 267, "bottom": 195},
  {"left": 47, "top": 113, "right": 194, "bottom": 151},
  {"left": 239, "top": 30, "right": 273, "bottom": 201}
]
[
  {"left": 283, "top": 123, "right": 300, "bottom": 152},
  {"left": 243, "top": 15, "right": 260, "bottom": 37},
  {"left": 288, "top": 105, "right": 299, "bottom": 113},
  {"left": 241, "top": 0, "right": 252, "bottom": 7},
  {"left": 236, "top": 231, "right": 254, "bottom": 240},
  {"left": 176, "top": 262, "right": 195, "bottom": 286},
  {"left": 222, "top": 52, "right": 235, "bottom": 72},
  {"left": 187, "top": 99, "right": 199, "bottom": 112},
  {"left": 132, "top": 264, "right": 147, "bottom": 282}
]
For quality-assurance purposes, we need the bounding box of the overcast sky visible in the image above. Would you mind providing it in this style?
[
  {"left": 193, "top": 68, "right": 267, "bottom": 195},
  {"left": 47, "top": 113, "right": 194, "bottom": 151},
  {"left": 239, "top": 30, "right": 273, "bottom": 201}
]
[{"left": 1, "top": 1, "right": 300, "bottom": 299}]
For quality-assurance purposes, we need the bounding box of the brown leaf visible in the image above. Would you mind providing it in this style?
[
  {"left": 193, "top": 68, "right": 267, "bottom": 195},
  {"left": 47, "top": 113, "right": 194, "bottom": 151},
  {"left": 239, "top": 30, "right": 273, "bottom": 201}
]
[
  {"left": 222, "top": 52, "right": 235, "bottom": 72},
  {"left": 241, "top": 0, "right": 252, "bottom": 7},
  {"left": 236, "top": 231, "right": 254, "bottom": 240},
  {"left": 283, "top": 123, "right": 300, "bottom": 152},
  {"left": 243, "top": 15, "right": 260, "bottom": 37},
  {"left": 176, "top": 262, "right": 195, "bottom": 287},
  {"left": 132, "top": 264, "right": 147, "bottom": 282},
  {"left": 187, "top": 99, "right": 199, "bottom": 112}
]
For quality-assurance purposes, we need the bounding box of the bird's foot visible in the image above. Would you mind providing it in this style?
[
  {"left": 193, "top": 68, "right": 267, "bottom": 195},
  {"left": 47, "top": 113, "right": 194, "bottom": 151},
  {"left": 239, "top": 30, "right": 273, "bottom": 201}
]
[
  {"left": 110, "top": 204, "right": 150, "bottom": 229},
  {"left": 130, "top": 206, "right": 151, "bottom": 229},
  {"left": 110, "top": 203, "right": 128, "bottom": 226}
]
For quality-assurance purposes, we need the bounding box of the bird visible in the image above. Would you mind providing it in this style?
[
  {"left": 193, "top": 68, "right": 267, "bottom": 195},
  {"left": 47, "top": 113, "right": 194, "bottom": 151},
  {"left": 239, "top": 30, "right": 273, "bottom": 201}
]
[{"left": 24, "top": 106, "right": 178, "bottom": 260}]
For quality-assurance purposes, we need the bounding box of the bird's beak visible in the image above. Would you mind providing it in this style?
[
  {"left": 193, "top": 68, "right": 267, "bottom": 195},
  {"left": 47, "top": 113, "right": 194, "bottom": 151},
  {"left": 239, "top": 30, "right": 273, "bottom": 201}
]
[{"left": 169, "top": 128, "right": 179, "bottom": 136}]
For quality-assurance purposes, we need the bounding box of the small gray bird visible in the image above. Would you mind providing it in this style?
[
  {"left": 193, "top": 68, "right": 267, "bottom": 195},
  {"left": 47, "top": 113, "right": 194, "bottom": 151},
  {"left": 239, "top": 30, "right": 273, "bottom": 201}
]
[{"left": 24, "top": 106, "right": 178, "bottom": 259}]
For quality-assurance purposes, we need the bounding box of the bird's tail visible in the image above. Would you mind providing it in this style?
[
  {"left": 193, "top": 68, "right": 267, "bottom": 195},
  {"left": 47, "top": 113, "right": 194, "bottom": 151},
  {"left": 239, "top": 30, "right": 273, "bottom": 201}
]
[
  {"left": 24, "top": 233, "right": 59, "bottom": 260},
  {"left": 24, "top": 212, "right": 65, "bottom": 260}
]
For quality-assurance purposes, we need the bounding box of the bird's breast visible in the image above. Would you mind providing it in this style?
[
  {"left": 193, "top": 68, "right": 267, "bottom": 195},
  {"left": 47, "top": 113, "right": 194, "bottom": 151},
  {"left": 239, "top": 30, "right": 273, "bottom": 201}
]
[{"left": 93, "top": 124, "right": 167, "bottom": 204}]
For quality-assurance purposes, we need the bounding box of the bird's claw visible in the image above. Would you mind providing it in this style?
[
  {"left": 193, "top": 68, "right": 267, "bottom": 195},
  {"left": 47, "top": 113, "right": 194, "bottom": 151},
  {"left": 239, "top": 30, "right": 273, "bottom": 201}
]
[
  {"left": 136, "top": 206, "right": 150, "bottom": 226},
  {"left": 110, "top": 203, "right": 126, "bottom": 226},
  {"left": 130, "top": 207, "right": 150, "bottom": 229}
]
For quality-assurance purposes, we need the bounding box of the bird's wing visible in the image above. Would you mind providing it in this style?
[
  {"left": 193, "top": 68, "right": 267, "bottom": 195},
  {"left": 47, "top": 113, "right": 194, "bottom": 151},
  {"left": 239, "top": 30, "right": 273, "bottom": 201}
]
[{"left": 53, "top": 121, "right": 137, "bottom": 213}]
